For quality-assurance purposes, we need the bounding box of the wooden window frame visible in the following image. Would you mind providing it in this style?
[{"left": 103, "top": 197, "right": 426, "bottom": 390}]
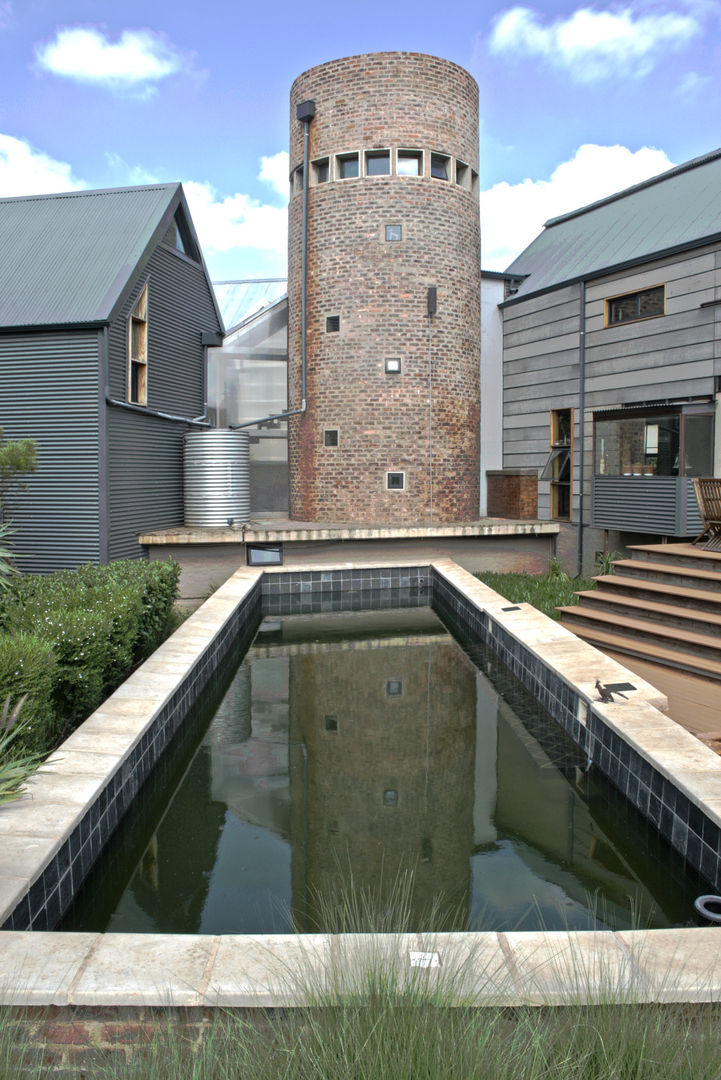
[
  {"left": 604, "top": 285, "right": 665, "bottom": 328},
  {"left": 546, "top": 408, "right": 573, "bottom": 521},
  {"left": 128, "top": 284, "right": 148, "bottom": 405}
]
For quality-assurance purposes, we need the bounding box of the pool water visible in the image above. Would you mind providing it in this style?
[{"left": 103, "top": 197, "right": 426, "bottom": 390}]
[{"left": 60, "top": 601, "right": 708, "bottom": 934}]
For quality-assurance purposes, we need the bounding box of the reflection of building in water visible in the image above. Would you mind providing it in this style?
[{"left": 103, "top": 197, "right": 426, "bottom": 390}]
[{"left": 287, "top": 633, "right": 477, "bottom": 929}]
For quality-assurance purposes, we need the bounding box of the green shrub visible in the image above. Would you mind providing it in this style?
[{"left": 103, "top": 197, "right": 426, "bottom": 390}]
[
  {"left": 0, "top": 633, "right": 58, "bottom": 754},
  {"left": 0, "top": 558, "right": 180, "bottom": 757}
]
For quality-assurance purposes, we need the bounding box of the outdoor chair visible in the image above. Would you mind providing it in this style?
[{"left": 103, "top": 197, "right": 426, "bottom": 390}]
[{"left": 692, "top": 477, "right": 721, "bottom": 550}]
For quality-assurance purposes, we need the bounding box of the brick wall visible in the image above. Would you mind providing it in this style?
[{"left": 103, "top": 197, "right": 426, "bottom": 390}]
[
  {"left": 287, "top": 53, "right": 481, "bottom": 524},
  {"left": 486, "top": 469, "right": 539, "bottom": 519}
]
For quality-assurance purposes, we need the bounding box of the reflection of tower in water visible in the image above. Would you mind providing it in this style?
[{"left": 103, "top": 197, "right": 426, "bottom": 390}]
[{"left": 288, "top": 632, "right": 477, "bottom": 930}]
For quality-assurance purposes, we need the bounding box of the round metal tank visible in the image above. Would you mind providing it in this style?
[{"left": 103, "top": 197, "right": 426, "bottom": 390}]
[{"left": 184, "top": 429, "right": 250, "bottom": 527}]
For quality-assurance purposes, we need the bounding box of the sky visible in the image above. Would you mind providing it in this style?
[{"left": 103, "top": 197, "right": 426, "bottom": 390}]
[{"left": 1, "top": 0, "right": 719, "bottom": 279}]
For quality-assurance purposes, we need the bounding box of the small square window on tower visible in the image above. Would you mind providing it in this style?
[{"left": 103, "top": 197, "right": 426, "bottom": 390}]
[
  {"left": 336, "top": 152, "right": 359, "bottom": 179},
  {"left": 385, "top": 358, "right": 402, "bottom": 374},
  {"left": 385, "top": 224, "right": 402, "bottom": 242},
  {"left": 312, "top": 157, "right": 329, "bottom": 183},
  {"left": 366, "top": 149, "right": 390, "bottom": 176},
  {"left": 324, "top": 428, "right": 339, "bottom": 447},
  {"left": 326, "top": 315, "right": 340, "bottom": 332},
  {"left": 386, "top": 471, "right": 405, "bottom": 490},
  {"left": 397, "top": 149, "right": 423, "bottom": 176}
]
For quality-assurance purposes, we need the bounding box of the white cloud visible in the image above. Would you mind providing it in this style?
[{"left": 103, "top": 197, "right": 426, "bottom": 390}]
[
  {"left": 259, "top": 151, "right": 290, "bottom": 202},
  {"left": 0, "top": 134, "right": 85, "bottom": 197},
  {"left": 35, "top": 26, "right": 187, "bottom": 94},
  {"left": 481, "top": 144, "right": 674, "bottom": 270},
  {"left": 489, "top": 6, "right": 700, "bottom": 81},
  {"left": 183, "top": 181, "right": 287, "bottom": 258},
  {"left": 676, "top": 70, "right": 712, "bottom": 97}
]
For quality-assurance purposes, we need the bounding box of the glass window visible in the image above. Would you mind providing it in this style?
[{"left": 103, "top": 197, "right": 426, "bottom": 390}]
[
  {"left": 430, "top": 153, "right": 449, "bottom": 180},
  {"left": 542, "top": 408, "right": 572, "bottom": 519},
  {"left": 337, "top": 153, "right": 359, "bottom": 179},
  {"left": 594, "top": 408, "right": 713, "bottom": 477},
  {"left": 385, "top": 224, "right": 402, "bottom": 242},
  {"left": 366, "top": 150, "right": 390, "bottom": 176},
  {"left": 246, "top": 543, "right": 283, "bottom": 565},
  {"left": 397, "top": 150, "right": 422, "bottom": 176},
  {"left": 386, "top": 472, "right": 405, "bottom": 490},
  {"left": 607, "top": 286, "right": 664, "bottom": 325},
  {"left": 128, "top": 285, "right": 148, "bottom": 405},
  {"left": 313, "top": 158, "right": 329, "bottom": 183}
]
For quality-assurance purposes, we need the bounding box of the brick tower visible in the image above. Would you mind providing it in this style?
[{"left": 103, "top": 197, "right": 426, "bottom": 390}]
[{"left": 288, "top": 52, "right": 481, "bottom": 524}]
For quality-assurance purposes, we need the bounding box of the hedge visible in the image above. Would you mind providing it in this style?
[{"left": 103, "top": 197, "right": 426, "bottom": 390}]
[{"left": 0, "top": 559, "right": 180, "bottom": 756}]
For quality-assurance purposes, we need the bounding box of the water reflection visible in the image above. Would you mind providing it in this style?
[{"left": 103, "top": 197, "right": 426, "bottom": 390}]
[{"left": 61, "top": 606, "right": 705, "bottom": 934}]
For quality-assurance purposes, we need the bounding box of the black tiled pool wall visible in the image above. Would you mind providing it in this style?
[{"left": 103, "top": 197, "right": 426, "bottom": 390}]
[
  {"left": 6, "top": 563, "right": 720, "bottom": 931},
  {"left": 430, "top": 566, "right": 721, "bottom": 891}
]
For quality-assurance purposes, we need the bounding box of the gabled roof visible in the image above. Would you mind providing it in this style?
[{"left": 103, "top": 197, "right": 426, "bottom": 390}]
[
  {"left": 0, "top": 182, "right": 190, "bottom": 328},
  {"left": 213, "top": 278, "right": 288, "bottom": 334},
  {"left": 504, "top": 147, "right": 721, "bottom": 302}
]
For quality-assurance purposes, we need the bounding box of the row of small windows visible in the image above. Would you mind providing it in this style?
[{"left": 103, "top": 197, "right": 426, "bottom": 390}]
[{"left": 292, "top": 149, "right": 478, "bottom": 193}]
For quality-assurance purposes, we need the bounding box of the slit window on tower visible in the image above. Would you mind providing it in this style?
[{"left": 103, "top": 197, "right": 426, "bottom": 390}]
[
  {"left": 366, "top": 150, "right": 390, "bottom": 176},
  {"left": 326, "top": 315, "right": 340, "bottom": 332},
  {"left": 336, "top": 153, "right": 359, "bottom": 179},
  {"left": 324, "top": 429, "right": 339, "bottom": 447},
  {"left": 431, "top": 153, "right": 450, "bottom": 180},
  {"left": 455, "top": 160, "right": 469, "bottom": 188},
  {"left": 397, "top": 149, "right": 423, "bottom": 176},
  {"left": 386, "top": 471, "right": 405, "bottom": 490}
]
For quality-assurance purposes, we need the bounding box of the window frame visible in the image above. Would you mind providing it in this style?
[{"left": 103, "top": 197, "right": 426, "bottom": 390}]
[
  {"left": 396, "top": 149, "right": 423, "bottom": 177},
  {"left": 336, "top": 152, "right": 360, "bottom": 180},
  {"left": 542, "top": 408, "right": 573, "bottom": 521},
  {"left": 386, "top": 471, "right": 405, "bottom": 491},
  {"left": 128, "top": 283, "right": 148, "bottom": 406},
  {"left": 365, "top": 149, "right": 391, "bottom": 176},
  {"left": 605, "top": 285, "right": 665, "bottom": 327}
]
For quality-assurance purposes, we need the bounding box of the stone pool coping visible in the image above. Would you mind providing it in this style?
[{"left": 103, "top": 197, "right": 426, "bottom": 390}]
[{"left": 2, "top": 557, "right": 721, "bottom": 1007}]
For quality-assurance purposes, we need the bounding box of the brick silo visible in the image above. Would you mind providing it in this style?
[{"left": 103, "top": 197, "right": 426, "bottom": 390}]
[{"left": 288, "top": 52, "right": 480, "bottom": 524}]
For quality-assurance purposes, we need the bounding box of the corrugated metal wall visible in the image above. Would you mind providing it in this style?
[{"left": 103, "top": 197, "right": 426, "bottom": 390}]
[
  {"left": 592, "top": 477, "right": 704, "bottom": 534},
  {"left": 106, "top": 241, "right": 222, "bottom": 559},
  {"left": 106, "top": 408, "right": 186, "bottom": 560},
  {"left": 0, "top": 331, "right": 100, "bottom": 572}
]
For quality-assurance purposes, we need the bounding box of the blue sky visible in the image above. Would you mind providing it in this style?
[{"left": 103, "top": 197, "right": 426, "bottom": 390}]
[{"left": 1, "top": 0, "right": 719, "bottom": 278}]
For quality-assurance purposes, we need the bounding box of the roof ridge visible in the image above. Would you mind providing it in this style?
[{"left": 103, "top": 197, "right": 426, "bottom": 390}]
[
  {"left": 544, "top": 145, "right": 721, "bottom": 229},
  {"left": 0, "top": 182, "right": 179, "bottom": 205}
]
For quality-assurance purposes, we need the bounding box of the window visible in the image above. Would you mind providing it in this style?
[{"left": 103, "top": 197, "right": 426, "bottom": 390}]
[
  {"left": 312, "top": 157, "right": 329, "bottom": 183},
  {"left": 386, "top": 679, "right": 403, "bottom": 696},
  {"left": 162, "top": 209, "right": 201, "bottom": 262},
  {"left": 385, "top": 358, "right": 401, "bottom": 374},
  {"left": 326, "top": 315, "right": 340, "bottom": 332},
  {"left": 366, "top": 150, "right": 390, "bottom": 176},
  {"left": 606, "top": 286, "right": 665, "bottom": 326},
  {"left": 541, "top": 409, "right": 572, "bottom": 520},
  {"left": 430, "top": 153, "right": 450, "bottom": 180},
  {"left": 385, "top": 224, "right": 402, "bottom": 242},
  {"left": 455, "top": 160, "right": 469, "bottom": 188},
  {"left": 397, "top": 149, "right": 422, "bottom": 176},
  {"left": 324, "top": 715, "right": 338, "bottom": 733},
  {"left": 294, "top": 166, "right": 304, "bottom": 194},
  {"left": 386, "top": 471, "right": 405, "bottom": 490},
  {"left": 324, "top": 428, "right": 339, "bottom": 447},
  {"left": 336, "top": 153, "right": 359, "bottom": 179},
  {"left": 246, "top": 543, "right": 283, "bottom": 566},
  {"left": 383, "top": 790, "right": 399, "bottom": 807},
  {"left": 128, "top": 285, "right": 148, "bottom": 405},
  {"left": 594, "top": 405, "right": 714, "bottom": 477}
]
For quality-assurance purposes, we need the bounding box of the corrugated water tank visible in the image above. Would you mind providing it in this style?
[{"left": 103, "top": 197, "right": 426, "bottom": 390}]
[{"left": 184, "top": 429, "right": 250, "bottom": 526}]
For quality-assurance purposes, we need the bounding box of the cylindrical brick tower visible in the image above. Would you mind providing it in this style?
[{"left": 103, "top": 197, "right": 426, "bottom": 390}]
[{"left": 288, "top": 52, "right": 480, "bottom": 524}]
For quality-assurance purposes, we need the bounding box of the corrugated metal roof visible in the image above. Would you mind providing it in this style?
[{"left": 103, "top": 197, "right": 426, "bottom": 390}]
[
  {"left": 213, "top": 279, "right": 288, "bottom": 333},
  {"left": 0, "top": 183, "right": 180, "bottom": 327},
  {"left": 505, "top": 147, "right": 721, "bottom": 301}
]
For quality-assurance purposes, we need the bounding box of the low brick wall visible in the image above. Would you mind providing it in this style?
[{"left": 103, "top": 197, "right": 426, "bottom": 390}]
[{"left": 486, "top": 469, "right": 538, "bottom": 519}]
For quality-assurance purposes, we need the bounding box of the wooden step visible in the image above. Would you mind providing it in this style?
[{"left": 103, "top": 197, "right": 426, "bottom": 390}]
[
  {"left": 560, "top": 623, "right": 721, "bottom": 682},
  {"left": 612, "top": 559, "right": 721, "bottom": 591},
  {"left": 575, "top": 589, "right": 721, "bottom": 636},
  {"left": 558, "top": 605, "right": 721, "bottom": 664},
  {"left": 627, "top": 543, "right": 721, "bottom": 573},
  {"left": 592, "top": 574, "right": 721, "bottom": 614}
]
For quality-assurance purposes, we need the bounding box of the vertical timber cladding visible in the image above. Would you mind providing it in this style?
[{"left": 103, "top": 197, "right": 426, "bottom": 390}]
[{"left": 288, "top": 53, "right": 481, "bottom": 524}]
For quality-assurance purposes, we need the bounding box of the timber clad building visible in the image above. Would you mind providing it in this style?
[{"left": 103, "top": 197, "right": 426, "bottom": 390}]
[
  {"left": 0, "top": 183, "right": 222, "bottom": 572},
  {"left": 500, "top": 148, "right": 721, "bottom": 570}
]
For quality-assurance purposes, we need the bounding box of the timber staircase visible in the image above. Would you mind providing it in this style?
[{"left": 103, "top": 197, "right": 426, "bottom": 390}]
[{"left": 558, "top": 544, "right": 721, "bottom": 682}]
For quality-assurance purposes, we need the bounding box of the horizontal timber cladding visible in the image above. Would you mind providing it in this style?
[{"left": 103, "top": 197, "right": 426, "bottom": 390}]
[
  {"left": 107, "top": 408, "right": 187, "bottom": 560},
  {"left": 592, "top": 477, "right": 703, "bottom": 534},
  {"left": 107, "top": 242, "right": 219, "bottom": 416},
  {"left": 0, "top": 331, "right": 100, "bottom": 572}
]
